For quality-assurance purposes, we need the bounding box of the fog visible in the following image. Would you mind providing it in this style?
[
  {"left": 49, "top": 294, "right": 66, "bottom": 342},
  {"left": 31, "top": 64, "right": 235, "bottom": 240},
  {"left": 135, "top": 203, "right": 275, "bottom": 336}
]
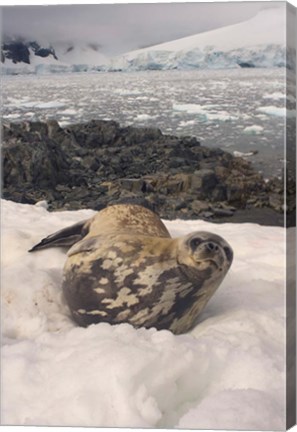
[{"left": 2, "top": 2, "right": 281, "bottom": 55}]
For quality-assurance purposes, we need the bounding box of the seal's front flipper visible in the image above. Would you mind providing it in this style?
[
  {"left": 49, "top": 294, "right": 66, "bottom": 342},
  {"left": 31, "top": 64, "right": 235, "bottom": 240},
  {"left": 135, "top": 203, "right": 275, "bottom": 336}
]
[{"left": 28, "top": 219, "right": 89, "bottom": 252}]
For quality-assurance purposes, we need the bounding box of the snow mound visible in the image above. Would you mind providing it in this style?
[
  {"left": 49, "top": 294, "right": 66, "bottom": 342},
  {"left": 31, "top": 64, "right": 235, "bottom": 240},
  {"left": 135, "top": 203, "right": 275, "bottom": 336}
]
[{"left": 1, "top": 199, "right": 286, "bottom": 429}]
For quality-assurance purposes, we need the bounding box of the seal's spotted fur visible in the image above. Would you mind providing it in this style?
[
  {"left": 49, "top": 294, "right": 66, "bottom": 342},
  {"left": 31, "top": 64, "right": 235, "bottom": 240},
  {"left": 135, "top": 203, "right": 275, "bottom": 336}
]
[{"left": 30, "top": 204, "right": 233, "bottom": 334}]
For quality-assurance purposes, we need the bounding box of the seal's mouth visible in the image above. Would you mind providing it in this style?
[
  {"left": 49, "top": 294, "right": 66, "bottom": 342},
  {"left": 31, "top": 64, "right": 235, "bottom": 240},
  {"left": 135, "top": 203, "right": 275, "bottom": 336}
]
[{"left": 195, "top": 258, "right": 222, "bottom": 271}]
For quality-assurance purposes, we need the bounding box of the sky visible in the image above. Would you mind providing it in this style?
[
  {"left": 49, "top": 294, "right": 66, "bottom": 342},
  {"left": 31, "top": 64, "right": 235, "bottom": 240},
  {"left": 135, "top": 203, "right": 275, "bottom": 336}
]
[{"left": 2, "top": 2, "right": 283, "bottom": 55}]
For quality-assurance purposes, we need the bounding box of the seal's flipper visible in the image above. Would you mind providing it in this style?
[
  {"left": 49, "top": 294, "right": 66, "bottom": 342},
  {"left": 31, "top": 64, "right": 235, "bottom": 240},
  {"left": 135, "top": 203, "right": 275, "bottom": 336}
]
[
  {"left": 67, "top": 236, "right": 103, "bottom": 257},
  {"left": 28, "top": 219, "right": 89, "bottom": 252}
]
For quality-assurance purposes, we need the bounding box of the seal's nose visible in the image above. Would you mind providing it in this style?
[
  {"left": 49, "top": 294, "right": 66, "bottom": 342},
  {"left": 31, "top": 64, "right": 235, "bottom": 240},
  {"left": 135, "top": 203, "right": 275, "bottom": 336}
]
[{"left": 205, "top": 242, "right": 219, "bottom": 252}]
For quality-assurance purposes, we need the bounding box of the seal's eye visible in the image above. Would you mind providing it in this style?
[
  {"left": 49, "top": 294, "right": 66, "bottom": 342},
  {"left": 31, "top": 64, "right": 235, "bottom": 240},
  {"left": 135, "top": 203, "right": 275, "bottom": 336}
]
[
  {"left": 224, "top": 246, "right": 233, "bottom": 262},
  {"left": 190, "top": 237, "right": 202, "bottom": 250}
]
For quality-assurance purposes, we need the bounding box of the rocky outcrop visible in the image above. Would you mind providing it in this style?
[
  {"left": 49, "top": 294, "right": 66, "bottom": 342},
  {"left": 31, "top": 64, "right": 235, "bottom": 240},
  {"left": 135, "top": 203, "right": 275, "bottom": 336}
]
[
  {"left": 1, "top": 39, "right": 57, "bottom": 64},
  {"left": 2, "top": 120, "right": 293, "bottom": 224}
]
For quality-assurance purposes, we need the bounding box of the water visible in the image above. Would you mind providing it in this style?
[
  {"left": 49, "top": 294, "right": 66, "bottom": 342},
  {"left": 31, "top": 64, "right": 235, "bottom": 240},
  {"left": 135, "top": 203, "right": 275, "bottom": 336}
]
[{"left": 2, "top": 69, "right": 292, "bottom": 178}]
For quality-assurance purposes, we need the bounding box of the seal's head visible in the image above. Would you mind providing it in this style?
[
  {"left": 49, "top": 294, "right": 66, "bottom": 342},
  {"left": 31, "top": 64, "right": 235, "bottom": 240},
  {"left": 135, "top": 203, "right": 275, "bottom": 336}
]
[{"left": 177, "top": 231, "right": 233, "bottom": 280}]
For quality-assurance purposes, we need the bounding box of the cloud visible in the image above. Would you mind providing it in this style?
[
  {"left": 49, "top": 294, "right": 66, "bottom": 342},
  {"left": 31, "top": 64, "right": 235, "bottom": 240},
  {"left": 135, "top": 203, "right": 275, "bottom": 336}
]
[{"left": 2, "top": 2, "right": 283, "bottom": 55}]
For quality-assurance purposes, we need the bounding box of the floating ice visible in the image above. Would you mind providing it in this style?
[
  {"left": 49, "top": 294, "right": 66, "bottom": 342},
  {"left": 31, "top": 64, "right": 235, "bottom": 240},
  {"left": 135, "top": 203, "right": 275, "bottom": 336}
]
[
  {"left": 243, "top": 125, "right": 264, "bottom": 135},
  {"left": 20, "top": 100, "right": 66, "bottom": 109},
  {"left": 173, "top": 103, "right": 238, "bottom": 122},
  {"left": 257, "top": 106, "right": 296, "bottom": 118},
  {"left": 233, "top": 150, "right": 258, "bottom": 157},
  {"left": 135, "top": 114, "right": 155, "bottom": 121},
  {"left": 263, "top": 92, "right": 285, "bottom": 100}
]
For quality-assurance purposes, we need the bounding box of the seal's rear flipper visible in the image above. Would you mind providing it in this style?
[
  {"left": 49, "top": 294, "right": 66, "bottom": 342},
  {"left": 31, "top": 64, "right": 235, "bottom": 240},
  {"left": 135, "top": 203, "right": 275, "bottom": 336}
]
[{"left": 28, "top": 219, "right": 89, "bottom": 252}]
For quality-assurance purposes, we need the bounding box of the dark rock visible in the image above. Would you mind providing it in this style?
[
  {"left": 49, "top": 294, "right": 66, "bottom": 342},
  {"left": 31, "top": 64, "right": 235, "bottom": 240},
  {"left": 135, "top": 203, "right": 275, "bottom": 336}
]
[
  {"left": 180, "top": 136, "right": 200, "bottom": 147},
  {"left": 211, "top": 184, "right": 227, "bottom": 202},
  {"left": 3, "top": 136, "right": 69, "bottom": 189},
  {"left": 201, "top": 211, "right": 215, "bottom": 219},
  {"left": 210, "top": 207, "right": 235, "bottom": 217},
  {"left": 269, "top": 193, "right": 284, "bottom": 212},
  {"left": 2, "top": 120, "right": 287, "bottom": 222},
  {"left": 190, "top": 200, "right": 210, "bottom": 215},
  {"left": 123, "top": 126, "right": 163, "bottom": 145},
  {"left": 120, "top": 178, "right": 145, "bottom": 193},
  {"left": 2, "top": 41, "right": 30, "bottom": 64},
  {"left": 191, "top": 169, "right": 218, "bottom": 195},
  {"left": 2, "top": 39, "right": 58, "bottom": 64}
]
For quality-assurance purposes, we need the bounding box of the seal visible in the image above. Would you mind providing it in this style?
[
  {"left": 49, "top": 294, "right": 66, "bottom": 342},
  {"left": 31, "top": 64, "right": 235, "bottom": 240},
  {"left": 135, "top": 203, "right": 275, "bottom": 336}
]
[{"left": 29, "top": 203, "right": 233, "bottom": 334}]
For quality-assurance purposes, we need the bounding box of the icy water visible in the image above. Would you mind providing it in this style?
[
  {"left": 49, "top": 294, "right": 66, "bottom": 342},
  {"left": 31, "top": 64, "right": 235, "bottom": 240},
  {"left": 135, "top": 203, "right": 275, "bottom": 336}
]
[{"left": 2, "top": 69, "right": 294, "bottom": 178}]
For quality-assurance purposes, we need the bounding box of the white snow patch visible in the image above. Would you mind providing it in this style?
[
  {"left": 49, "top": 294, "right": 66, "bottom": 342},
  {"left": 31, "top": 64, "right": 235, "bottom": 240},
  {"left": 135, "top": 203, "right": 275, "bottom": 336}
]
[{"left": 1, "top": 199, "right": 286, "bottom": 429}]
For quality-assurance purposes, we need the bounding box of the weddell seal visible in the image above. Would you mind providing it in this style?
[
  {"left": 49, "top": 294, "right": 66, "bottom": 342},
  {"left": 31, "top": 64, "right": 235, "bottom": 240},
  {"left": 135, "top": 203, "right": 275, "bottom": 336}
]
[{"left": 29, "top": 203, "right": 233, "bottom": 334}]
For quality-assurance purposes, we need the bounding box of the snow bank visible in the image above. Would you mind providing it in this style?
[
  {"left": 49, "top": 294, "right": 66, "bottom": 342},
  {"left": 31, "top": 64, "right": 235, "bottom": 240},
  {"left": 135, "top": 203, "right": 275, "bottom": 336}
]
[{"left": 1, "top": 199, "right": 286, "bottom": 429}]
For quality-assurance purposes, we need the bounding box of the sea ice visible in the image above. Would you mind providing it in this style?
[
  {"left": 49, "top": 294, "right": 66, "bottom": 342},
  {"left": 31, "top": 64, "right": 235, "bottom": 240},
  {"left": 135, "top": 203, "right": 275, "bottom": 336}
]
[
  {"left": 243, "top": 125, "right": 264, "bottom": 135},
  {"left": 135, "top": 114, "right": 155, "bottom": 121},
  {"left": 263, "top": 92, "right": 285, "bottom": 100},
  {"left": 173, "top": 103, "right": 238, "bottom": 122},
  {"left": 257, "top": 106, "right": 296, "bottom": 118}
]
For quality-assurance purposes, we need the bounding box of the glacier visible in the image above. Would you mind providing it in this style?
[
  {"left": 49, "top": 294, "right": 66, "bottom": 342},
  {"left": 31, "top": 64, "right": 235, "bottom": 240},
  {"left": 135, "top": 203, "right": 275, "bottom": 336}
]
[
  {"left": 108, "top": 7, "right": 294, "bottom": 72},
  {"left": 108, "top": 44, "right": 290, "bottom": 72},
  {"left": 1, "top": 7, "right": 295, "bottom": 75},
  {"left": 1, "top": 45, "right": 292, "bottom": 75}
]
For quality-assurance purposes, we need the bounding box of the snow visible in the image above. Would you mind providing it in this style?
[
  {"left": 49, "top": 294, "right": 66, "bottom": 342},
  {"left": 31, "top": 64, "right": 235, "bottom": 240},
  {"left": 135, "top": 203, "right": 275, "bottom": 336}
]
[
  {"left": 1, "top": 43, "right": 108, "bottom": 76},
  {"left": 1, "top": 7, "right": 293, "bottom": 75},
  {"left": 54, "top": 42, "right": 107, "bottom": 67},
  {"left": 111, "top": 7, "right": 290, "bottom": 71},
  {"left": 127, "top": 8, "right": 285, "bottom": 54},
  {"left": 1, "top": 199, "right": 286, "bottom": 429}
]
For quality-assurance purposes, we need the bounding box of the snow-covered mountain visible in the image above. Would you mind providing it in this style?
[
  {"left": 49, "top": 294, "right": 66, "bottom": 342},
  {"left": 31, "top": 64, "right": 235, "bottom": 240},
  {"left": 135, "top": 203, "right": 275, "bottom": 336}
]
[
  {"left": 1, "top": 39, "right": 108, "bottom": 75},
  {"left": 109, "top": 8, "right": 293, "bottom": 71},
  {"left": 1, "top": 7, "right": 294, "bottom": 75}
]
